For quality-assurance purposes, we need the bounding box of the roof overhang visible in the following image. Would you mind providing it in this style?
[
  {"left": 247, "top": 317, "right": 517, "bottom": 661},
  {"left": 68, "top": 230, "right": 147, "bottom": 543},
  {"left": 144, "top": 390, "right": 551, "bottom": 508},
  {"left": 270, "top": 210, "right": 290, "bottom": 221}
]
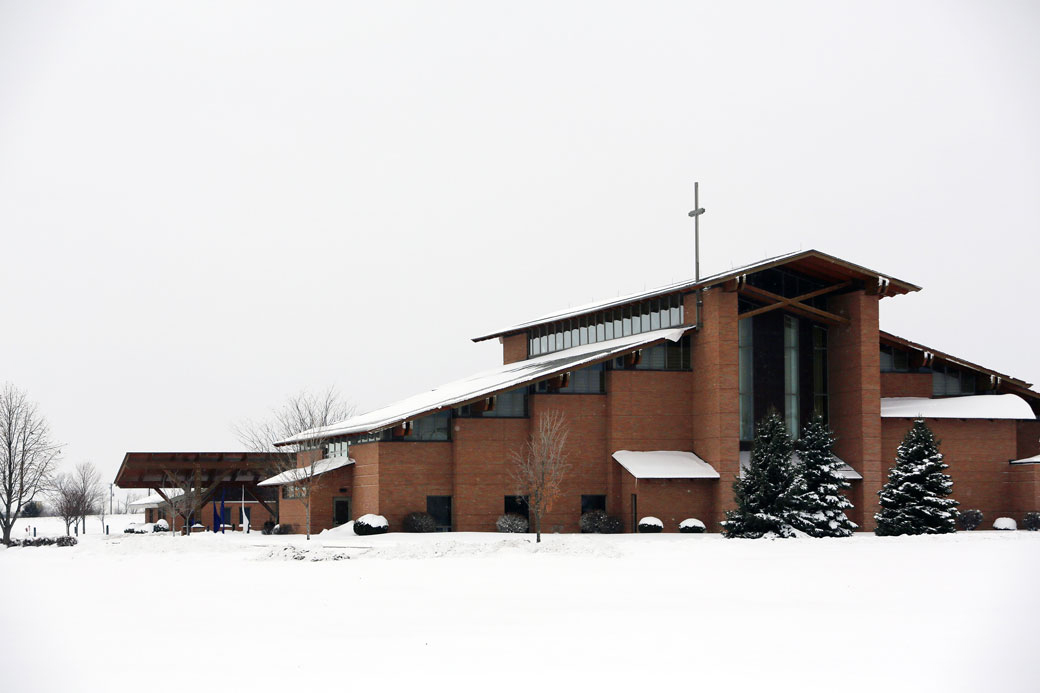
[
  {"left": 258, "top": 456, "right": 354, "bottom": 486},
  {"left": 612, "top": 450, "right": 720, "bottom": 479},
  {"left": 880, "top": 394, "right": 1035, "bottom": 420},
  {"left": 114, "top": 452, "right": 283, "bottom": 488},
  {"left": 474, "top": 249, "right": 921, "bottom": 342},
  {"left": 278, "top": 325, "right": 695, "bottom": 446}
]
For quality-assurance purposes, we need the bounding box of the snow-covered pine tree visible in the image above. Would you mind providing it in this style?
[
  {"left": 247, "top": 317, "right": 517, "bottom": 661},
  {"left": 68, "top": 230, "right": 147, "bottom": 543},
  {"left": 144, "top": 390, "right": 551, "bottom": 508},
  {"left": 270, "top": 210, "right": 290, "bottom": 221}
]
[
  {"left": 723, "top": 410, "right": 802, "bottom": 538},
  {"left": 791, "top": 415, "right": 857, "bottom": 537},
  {"left": 874, "top": 419, "right": 958, "bottom": 536}
]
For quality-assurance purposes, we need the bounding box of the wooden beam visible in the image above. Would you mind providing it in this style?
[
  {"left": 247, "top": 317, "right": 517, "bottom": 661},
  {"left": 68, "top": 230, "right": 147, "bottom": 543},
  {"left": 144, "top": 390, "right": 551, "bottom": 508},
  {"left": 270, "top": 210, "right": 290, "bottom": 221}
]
[
  {"left": 738, "top": 283, "right": 851, "bottom": 325},
  {"left": 243, "top": 485, "right": 278, "bottom": 522},
  {"left": 153, "top": 486, "right": 189, "bottom": 522}
]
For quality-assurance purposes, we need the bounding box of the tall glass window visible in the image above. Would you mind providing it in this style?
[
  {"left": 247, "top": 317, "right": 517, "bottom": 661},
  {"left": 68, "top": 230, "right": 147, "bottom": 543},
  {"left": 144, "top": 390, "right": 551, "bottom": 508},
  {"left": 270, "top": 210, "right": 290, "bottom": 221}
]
[
  {"left": 738, "top": 318, "right": 754, "bottom": 440},
  {"left": 812, "top": 325, "right": 828, "bottom": 422},
  {"left": 784, "top": 316, "right": 800, "bottom": 438}
]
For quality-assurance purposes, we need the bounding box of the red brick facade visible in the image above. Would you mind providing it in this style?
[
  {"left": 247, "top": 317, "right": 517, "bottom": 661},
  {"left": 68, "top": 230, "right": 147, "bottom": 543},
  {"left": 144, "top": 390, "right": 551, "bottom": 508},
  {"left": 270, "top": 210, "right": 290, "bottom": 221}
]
[{"left": 274, "top": 268, "right": 1038, "bottom": 535}]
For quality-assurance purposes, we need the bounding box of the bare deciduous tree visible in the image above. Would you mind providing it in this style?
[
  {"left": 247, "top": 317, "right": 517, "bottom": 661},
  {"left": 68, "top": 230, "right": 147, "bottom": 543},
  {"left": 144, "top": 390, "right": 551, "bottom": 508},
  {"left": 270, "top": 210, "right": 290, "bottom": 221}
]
[
  {"left": 120, "top": 492, "right": 144, "bottom": 514},
  {"left": 233, "top": 388, "right": 353, "bottom": 540},
  {"left": 49, "top": 462, "right": 104, "bottom": 536},
  {"left": 1, "top": 384, "right": 61, "bottom": 545},
  {"left": 510, "top": 409, "right": 571, "bottom": 543}
]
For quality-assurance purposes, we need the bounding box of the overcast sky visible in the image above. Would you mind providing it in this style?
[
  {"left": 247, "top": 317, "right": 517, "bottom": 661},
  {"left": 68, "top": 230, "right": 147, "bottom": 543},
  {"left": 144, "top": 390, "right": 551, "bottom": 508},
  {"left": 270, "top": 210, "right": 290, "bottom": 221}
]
[{"left": 2, "top": 1, "right": 1038, "bottom": 489}]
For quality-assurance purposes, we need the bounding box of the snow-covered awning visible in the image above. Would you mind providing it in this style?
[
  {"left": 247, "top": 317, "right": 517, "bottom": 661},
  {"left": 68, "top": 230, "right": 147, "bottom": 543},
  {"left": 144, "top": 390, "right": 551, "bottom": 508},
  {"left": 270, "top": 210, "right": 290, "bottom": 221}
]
[
  {"left": 612, "top": 450, "right": 720, "bottom": 479},
  {"left": 880, "top": 394, "right": 1034, "bottom": 420},
  {"left": 278, "top": 326, "right": 694, "bottom": 445},
  {"left": 1011, "top": 454, "right": 1040, "bottom": 465},
  {"left": 258, "top": 456, "right": 354, "bottom": 486},
  {"left": 738, "top": 451, "right": 863, "bottom": 480}
]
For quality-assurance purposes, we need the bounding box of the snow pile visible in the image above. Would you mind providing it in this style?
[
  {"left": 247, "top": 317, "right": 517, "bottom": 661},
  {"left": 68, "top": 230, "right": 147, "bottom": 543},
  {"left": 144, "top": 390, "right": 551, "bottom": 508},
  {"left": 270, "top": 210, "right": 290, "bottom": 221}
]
[{"left": 993, "top": 517, "right": 1017, "bottom": 531}]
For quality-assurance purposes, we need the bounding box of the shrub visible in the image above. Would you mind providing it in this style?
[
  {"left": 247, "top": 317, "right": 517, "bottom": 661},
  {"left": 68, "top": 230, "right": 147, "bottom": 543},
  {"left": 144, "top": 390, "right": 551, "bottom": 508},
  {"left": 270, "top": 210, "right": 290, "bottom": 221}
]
[
  {"left": 638, "top": 516, "right": 664, "bottom": 533},
  {"left": 21, "top": 500, "right": 43, "bottom": 518},
  {"left": 402, "top": 512, "right": 437, "bottom": 533},
  {"left": 993, "top": 517, "right": 1017, "bottom": 531},
  {"left": 957, "top": 509, "right": 983, "bottom": 532},
  {"left": 580, "top": 510, "right": 608, "bottom": 534},
  {"left": 496, "top": 513, "right": 529, "bottom": 533},
  {"left": 153, "top": 519, "right": 169, "bottom": 532},
  {"left": 679, "top": 518, "right": 706, "bottom": 534},
  {"left": 599, "top": 515, "right": 624, "bottom": 534},
  {"left": 55, "top": 536, "right": 77, "bottom": 547},
  {"left": 273, "top": 523, "right": 294, "bottom": 535},
  {"left": 1024, "top": 512, "right": 1040, "bottom": 532},
  {"left": 354, "top": 514, "right": 389, "bottom": 536},
  {"left": 123, "top": 527, "right": 136, "bottom": 534},
  {"left": 262, "top": 521, "right": 276, "bottom": 535}
]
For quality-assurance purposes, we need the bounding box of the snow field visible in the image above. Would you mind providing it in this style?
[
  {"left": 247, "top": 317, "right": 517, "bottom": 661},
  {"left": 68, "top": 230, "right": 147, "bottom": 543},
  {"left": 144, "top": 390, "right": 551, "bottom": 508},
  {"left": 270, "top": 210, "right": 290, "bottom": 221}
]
[{"left": 1, "top": 518, "right": 1038, "bottom": 693}]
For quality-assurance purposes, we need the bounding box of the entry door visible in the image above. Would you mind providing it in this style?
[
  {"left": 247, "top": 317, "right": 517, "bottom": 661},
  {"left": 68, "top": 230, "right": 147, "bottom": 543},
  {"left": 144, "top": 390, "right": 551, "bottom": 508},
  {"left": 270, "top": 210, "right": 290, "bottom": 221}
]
[
  {"left": 333, "top": 498, "right": 351, "bottom": 526},
  {"left": 427, "top": 495, "right": 452, "bottom": 531}
]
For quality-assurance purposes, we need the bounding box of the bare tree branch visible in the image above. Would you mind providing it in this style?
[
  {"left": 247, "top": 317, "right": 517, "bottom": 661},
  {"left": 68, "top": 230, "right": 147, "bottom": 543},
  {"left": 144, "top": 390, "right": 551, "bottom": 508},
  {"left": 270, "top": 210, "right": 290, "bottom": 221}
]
[
  {"left": 510, "top": 410, "right": 570, "bottom": 543},
  {"left": 0, "top": 383, "right": 61, "bottom": 545}
]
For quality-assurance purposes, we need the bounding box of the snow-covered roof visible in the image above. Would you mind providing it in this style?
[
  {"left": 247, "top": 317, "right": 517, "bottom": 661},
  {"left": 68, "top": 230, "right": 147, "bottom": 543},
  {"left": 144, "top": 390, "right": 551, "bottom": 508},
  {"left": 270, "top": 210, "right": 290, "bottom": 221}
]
[
  {"left": 258, "top": 456, "right": 354, "bottom": 486},
  {"left": 738, "top": 451, "right": 864, "bottom": 480},
  {"left": 1010, "top": 454, "right": 1040, "bottom": 465},
  {"left": 612, "top": 450, "right": 720, "bottom": 479},
  {"left": 128, "top": 490, "right": 183, "bottom": 508},
  {"left": 474, "top": 249, "right": 920, "bottom": 342},
  {"left": 278, "top": 326, "right": 693, "bottom": 445},
  {"left": 880, "top": 394, "right": 1035, "bottom": 420}
]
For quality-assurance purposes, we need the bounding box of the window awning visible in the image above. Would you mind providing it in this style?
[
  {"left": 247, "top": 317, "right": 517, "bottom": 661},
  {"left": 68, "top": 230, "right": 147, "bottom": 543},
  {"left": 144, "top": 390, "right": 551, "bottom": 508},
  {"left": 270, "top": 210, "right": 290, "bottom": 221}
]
[
  {"left": 739, "top": 451, "right": 863, "bottom": 480},
  {"left": 612, "top": 450, "right": 720, "bottom": 479},
  {"left": 1011, "top": 454, "right": 1040, "bottom": 465},
  {"left": 258, "top": 456, "right": 354, "bottom": 487}
]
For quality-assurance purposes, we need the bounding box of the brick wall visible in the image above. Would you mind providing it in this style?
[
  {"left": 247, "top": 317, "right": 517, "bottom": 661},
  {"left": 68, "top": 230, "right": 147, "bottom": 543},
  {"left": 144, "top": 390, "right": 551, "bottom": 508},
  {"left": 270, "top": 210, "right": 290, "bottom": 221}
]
[
  {"left": 827, "top": 290, "right": 882, "bottom": 529},
  {"left": 277, "top": 465, "right": 353, "bottom": 534},
  {"left": 880, "top": 372, "right": 932, "bottom": 398},
  {"left": 377, "top": 442, "right": 453, "bottom": 531},
  {"left": 688, "top": 287, "right": 740, "bottom": 529},
  {"left": 1017, "top": 420, "right": 1040, "bottom": 460},
  {"left": 623, "top": 472, "right": 716, "bottom": 533},
  {"left": 502, "top": 334, "right": 528, "bottom": 364}
]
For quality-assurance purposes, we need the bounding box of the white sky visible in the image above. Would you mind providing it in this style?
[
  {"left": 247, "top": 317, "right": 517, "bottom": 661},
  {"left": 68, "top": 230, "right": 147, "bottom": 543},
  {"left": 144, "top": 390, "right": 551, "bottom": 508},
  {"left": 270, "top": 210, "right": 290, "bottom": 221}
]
[{"left": 1, "top": 1, "right": 1038, "bottom": 488}]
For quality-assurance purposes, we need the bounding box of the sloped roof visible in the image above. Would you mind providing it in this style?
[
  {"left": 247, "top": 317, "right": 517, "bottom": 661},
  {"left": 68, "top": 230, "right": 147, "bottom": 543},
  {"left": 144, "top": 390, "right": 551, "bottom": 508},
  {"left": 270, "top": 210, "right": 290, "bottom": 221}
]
[
  {"left": 258, "top": 456, "right": 354, "bottom": 486},
  {"left": 612, "top": 450, "right": 720, "bottom": 479},
  {"left": 278, "top": 325, "right": 693, "bottom": 445},
  {"left": 474, "top": 249, "right": 920, "bottom": 342},
  {"left": 880, "top": 394, "right": 1035, "bottom": 420}
]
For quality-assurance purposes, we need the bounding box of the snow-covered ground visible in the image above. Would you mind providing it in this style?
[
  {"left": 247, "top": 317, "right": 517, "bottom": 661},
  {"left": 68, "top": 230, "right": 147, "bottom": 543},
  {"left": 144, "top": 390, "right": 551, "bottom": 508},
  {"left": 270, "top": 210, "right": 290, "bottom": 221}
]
[{"left": 2, "top": 515, "right": 1038, "bottom": 692}]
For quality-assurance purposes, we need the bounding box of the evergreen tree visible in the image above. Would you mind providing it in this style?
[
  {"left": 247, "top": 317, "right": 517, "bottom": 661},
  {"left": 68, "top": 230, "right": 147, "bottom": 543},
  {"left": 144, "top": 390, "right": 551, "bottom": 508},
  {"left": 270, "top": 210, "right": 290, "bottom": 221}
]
[
  {"left": 723, "top": 411, "right": 803, "bottom": 538},
  {"left": 790, "top": 415, "right": 857, "bottom": 537},
  {"left": 875, "top": 419, "right": 958, "bottom": 536}
]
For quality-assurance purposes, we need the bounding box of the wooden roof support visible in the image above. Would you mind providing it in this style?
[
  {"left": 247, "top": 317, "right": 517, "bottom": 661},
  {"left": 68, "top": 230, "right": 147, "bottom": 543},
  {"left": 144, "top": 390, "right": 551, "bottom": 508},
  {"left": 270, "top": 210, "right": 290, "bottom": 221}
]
[
  {"left": 243, "top": 485, "right": 278, "bottom": 523},
  {"left": 738, "top": 281, "right": 852, "bottom": 325}
]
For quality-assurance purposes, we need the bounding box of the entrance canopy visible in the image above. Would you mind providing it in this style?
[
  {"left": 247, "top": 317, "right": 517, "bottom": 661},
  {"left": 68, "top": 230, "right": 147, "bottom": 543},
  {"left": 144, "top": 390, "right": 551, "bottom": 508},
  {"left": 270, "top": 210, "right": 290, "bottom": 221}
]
[
  {"left": 612, "top": 450, "right": 720, "bottom": 479},
  {"left": 258, "top": 456, "right": 354, "bottom": 486}
]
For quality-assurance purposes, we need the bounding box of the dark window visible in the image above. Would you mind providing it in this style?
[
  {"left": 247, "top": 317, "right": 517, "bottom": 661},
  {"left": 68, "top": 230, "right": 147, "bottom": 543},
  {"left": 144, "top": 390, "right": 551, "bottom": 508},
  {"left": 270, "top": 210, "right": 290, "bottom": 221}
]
[
  {"left": 396, "top": 411, "right": 451, "bottom": 441},
  {"left": 333, "top": 498, "right": 351, "bottom": 526},
  {"left": 880, "top": 345, "right": 910, "bottom": 372},
  {"left": 455, "top": 388, "right": 528, "bottom": 418},
  {"left": 581, "top": 494, "right": 606, "bottom": 514},
  {"left": 812, "top": 325, "right": 828, "bottom": 423},
  {"left": 534, "top": 363, "right": 605, "bottom": 394},
  {"left": 614, "top": 335, "right": 691, "bottom": 371},
  {"left": 504, "top": 495, "right": 530, "bottom": 521},
  {"left": 426, "top": 496, "right": 452, "bottom": 531},
  {"left": 932, "top": 362, "right": 976, "bottom": 396},
  {"left": 283, "top": 485, "right": 306, "bottom": 499}
]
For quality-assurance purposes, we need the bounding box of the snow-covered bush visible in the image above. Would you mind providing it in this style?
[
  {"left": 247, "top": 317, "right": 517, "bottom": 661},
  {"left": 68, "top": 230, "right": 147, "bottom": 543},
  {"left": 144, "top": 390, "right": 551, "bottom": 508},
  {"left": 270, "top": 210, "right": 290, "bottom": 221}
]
[
  {"left": 261, "top": 521, "right": 276, "bottom": 535},
  {"left": 354, "top": 514, "right": 389, "bottom": 536},
  {"left": 496, "top": 513, "right": 528, "bottom": 533},
  {"left": 273, "top": 523, "right": 294, "bottom": 535},
  {"left": 638, "top": 516, "right": 664, "bottom": 533},
  {"left": 402, "top": 512, "right": 436, "bottom": 533},
  {"left": 1024, "top": 512, "right": 1040, "bottom": 531},
  {"left": 55, "top": 536, "right": 77, "bottom": 547},
  {"left": 599, "top": 515, "right": 624, "bottom": 534},
  {"left": 993, "top": 517, "right": 1017, "bottom": 531},
  {"left": 153, "top": 519, "right": 169, "bottom": 532},
  {"left": 679, "top": 518, "right": 706, "bottom": 534},
  {"left": 957, "top": 509, "right": 983, "bottom": 531},
  {"left": 580, "top": 510, "right": 608, "bottom": 534},
  {"left": 20, "top": 537, "right": 56, "bottom": 547}
]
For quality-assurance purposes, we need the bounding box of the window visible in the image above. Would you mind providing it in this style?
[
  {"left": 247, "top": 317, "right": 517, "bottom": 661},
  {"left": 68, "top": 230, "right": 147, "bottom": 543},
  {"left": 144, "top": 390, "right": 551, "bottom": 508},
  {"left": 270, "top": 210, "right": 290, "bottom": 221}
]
[
  {"left": 523, "top": 295, "right": 684, "bottom": 356},
  {"left": 395, "top": 411, "right": 451, "bottom": 441},
  {"left": 932, "top": 362, "right": 976, "bottom": 396},
  {"left": 455, "top": 388, "right": 528, "bottom": 418},
  {"left": 426, "top": 496, "right": 452, "bottom": 531},
  {"left": 880, "top": 345, "right": 910, "bottom": 372},
  {"left": 333, "top": 498, "right": 351, "bottom": 526},
  {"left": 581, "top": 494, "right": 606, "bottom": 514},
  {"left": 784, "top": 315, "right": 799, "bottom": 438},
  {"left": 624, "top": 335, "right": 691, "bottom": 370},
  {"left": 534, "top": 363, "right": 605, "bottom": 394},
  {"left": 504, "top": 495, "right": 530, "bottom": 521},
  {"left": 283, "top": 485, "right": 307, "bottom": 499},
  {"left": 812, "top": 325, "right": 828, "bottom": 422},
  {"left": 739, "top": 318, "right": 754, "bottom": 440}
]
